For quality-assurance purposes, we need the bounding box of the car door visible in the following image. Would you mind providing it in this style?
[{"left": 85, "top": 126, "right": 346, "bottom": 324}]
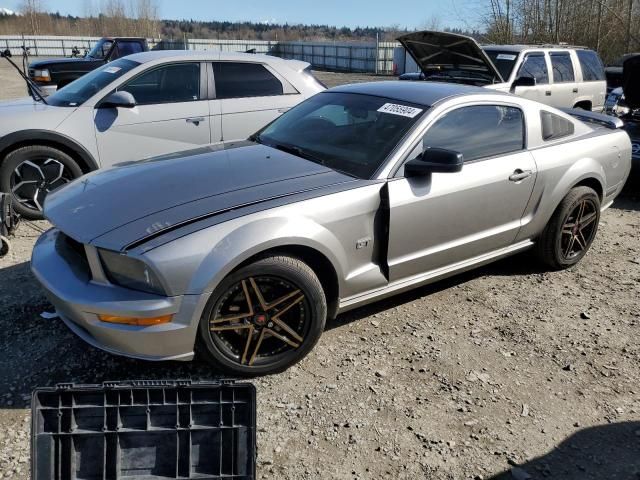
[
  {"left": 211, "top": 61, "right": 303, "bottom": 142},
  {"left": 575, "top": 50, "right": 607, "bottom": 111},
  {"left": 387, "top": 104, "right": 537, "bottom": 282},
  {"left": 94, "top": 61, "right": 215, "bottom": 167},
  {"left": 548, "top": 51, "right": 578, "bottom": 108},
  {"left": 512, "top": 52, "right": 551, "bottom": 104}
]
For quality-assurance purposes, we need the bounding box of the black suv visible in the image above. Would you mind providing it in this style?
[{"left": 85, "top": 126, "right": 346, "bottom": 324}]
[{"left": 28, "top": 37, "right": 148, "bottom": 95}]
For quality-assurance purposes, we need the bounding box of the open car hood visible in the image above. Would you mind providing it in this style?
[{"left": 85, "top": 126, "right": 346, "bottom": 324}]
[
  {"left": 622, "top": 54, "right": 640, "bottom": 109},
  {"left": 397, "top": 30, "right": 504, "bottom": 84}
]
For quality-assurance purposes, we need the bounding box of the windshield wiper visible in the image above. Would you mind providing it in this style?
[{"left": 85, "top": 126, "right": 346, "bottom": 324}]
[
  {"left": 0, "top": 49, "right": 48, "bottom": 104},
  {"left": 265, "top": 141, "right": 327, "bottom": 166}
]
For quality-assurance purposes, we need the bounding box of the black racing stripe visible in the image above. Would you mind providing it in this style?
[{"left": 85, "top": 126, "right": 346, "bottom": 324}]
[{"left": 127, "top": 179, "right": 381, "bottom": 253}]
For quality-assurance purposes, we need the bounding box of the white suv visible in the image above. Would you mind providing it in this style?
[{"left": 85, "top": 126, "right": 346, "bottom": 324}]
[
  {"left": 397, "top": 31, "right": 607, "bottom": 112},
  {"left": 0, "top": 51, "right": 325, "bottom": 219}
]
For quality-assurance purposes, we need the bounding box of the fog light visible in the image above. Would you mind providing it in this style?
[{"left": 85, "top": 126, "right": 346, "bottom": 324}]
[{"left": 97, "top": 314, "right": 173, "bottom": 326}]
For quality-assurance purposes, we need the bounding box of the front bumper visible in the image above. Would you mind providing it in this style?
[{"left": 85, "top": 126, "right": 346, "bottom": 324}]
[
  {"left": 29, "top": 84, "right": 57, "bottom": 97},
  {"left": 30, "top": 228, "right": 206, "bottom": 361}
]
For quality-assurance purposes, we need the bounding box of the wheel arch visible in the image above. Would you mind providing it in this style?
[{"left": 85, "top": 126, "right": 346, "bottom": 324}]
[
  {"left": 571, "top": 176, "right": 604, "bottom": 201},
  {"left": 573, "top": 100, "right": 593, "bottom": 111},
  {"left": 0, "top": 130, "right": 99, "bottom": 174}
]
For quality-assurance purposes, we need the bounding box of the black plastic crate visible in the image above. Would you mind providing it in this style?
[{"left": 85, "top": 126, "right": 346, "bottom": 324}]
[{"left": 31, "top": 380, "right": 256, "bottom": 480}]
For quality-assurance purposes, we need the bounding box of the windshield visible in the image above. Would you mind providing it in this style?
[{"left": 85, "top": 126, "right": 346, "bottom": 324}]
[
  {"left": 255, "top": 92, "right": 427, "bottom": 179},
  {"left": 47, "top": 58, "right": 139, "bottom": 107},
  {"left": 484, "top": 50, "right": 518, "bottom": 80},
  {"left": 87, "top": 39, "right": 114, "bottom": 59}
]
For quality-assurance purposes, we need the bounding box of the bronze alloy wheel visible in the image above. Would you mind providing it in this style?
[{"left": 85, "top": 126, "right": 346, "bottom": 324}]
[
  {"left": 209, "top": 275, "right": 311, "bottom": 367},
  {"left": 560, "top": 198, "right": 599, "bottom": 260},
  {"left": 536, "top": 186, "right": 601, "bottom": 270},
  {"left": 199, "top": 255, "right": 327, "bottom": 375}
]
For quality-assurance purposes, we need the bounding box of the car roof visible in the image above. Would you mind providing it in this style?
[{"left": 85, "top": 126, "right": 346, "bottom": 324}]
[
  {"left": 482, "top": 44, "right": 589, "bottom": 52},
  {"left": 328, "top": 81, "right": 507, "bottom": 107},
  {"left": 125, "top": 49, "right": 308, "bottom": 69}
]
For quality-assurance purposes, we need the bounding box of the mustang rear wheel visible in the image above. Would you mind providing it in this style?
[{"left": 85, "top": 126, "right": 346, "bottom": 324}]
[
  {"left": 198, "top": 255, "right": 327, "bottom": 376},
  {"left": 0, "top": 145, "right": 83, "bottom": 220},
  {"left": 536, "top": 186, "right": 600, "bottom": 270}
]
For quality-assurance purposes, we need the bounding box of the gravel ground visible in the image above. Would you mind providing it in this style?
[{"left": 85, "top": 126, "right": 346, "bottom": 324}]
[{"left": 0, "top": 62, "right": 639, "bottom": 479}]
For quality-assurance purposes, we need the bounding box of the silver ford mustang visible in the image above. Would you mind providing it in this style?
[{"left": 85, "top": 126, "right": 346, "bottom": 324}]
[{"left": 31, "top": 81, "right": 631, "bottom": 375}]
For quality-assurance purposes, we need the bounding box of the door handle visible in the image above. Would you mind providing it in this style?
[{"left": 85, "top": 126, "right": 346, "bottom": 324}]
[
  {"left": 509, "top": 169, "right": 533, "bottom": 182},
  {"left": 186, "top": 117, "right": 205, "bottom": 125},
  {"left": 572, "top": 88, "right": 579, "bottom": 93},
  {"left": 545, "top": 91, "right": 552, "bottom": 96}
]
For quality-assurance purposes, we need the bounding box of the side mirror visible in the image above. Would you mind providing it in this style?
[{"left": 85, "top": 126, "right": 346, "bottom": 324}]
[
  {"left": 404, "top": 148, "right": 464, "bottom": 177},
  {"left": 98, "top": 91, "right": 136, "bottom": 109},
  {"left": 511, "top": 76, "right": 536, "bottom": 92}
]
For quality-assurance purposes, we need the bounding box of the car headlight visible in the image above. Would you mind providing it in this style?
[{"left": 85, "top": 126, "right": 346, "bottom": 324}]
[
  {"left": 31, "top": 69, "right": 51, "bottom": 82},
  {"left": 98, "top": 249, "right": 165, "bottom": 295}
]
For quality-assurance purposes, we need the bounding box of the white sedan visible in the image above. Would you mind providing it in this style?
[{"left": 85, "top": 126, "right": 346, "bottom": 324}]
[{"left": 0, "top": 50, "right": 325, "bottom": 219}]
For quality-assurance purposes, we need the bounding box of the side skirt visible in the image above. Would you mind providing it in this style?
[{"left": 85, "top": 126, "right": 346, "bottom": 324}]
[{"left": 337, "top": 239, "right": 534, "bottom": 314}]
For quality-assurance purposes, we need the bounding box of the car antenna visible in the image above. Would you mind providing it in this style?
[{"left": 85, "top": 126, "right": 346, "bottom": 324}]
[{"left": 0, "top": 48, "right": 49, "bottom": 105}]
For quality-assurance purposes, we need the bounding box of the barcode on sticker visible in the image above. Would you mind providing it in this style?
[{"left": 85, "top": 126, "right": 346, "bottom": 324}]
[
  {"left": 377, "top": 103, "right": 423, "bottom": 118},
  {"left": 496, "top": 54, "right": 517, "bottom": 61},
  {"left": 104, "top": 66, "right": 121, "bottom": 74}
]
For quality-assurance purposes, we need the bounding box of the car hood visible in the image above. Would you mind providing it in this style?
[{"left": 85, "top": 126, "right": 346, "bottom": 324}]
[
  {"left": 622, "top": 54, "right": 640, "bottom": 109},
  {"left": 397, "top": 30, "right": 503, "bottom": 84},
  {"left": 29, "top": 57, "right": 102, "bottom": 70},
  {"left": 0, "top": 97, "right": 75, "bottom": 133},
  {"left": 44, "top": 142, "right": 358, "bottom": 251}
]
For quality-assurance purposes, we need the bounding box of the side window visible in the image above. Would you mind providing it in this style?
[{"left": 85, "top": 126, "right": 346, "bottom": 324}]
[
  {"left": 540, "top": 111, "right": 575, "bottom": 140},
  {"left": 420, "top": 105, "right": 525, "bottom": 162},
  {"left": 577, "top": 50, "right": 606, "bottom": 81},
  {"left": 550, "top": 53, "right": 575, "bottom": 83},
  {"left": 517, "top": 54, "right": 549, "bottom": 84},
  {"left": 113, "top": 41, "right": 144, "bottom": 59},
  {"left": 213, "top": 62, "right": 284, "bottom": 99},
  {"left": 98, "top": 41, "right": 113, "bottom": 59},
  {"left": 120, "top": 63, "right": 200, "bottom": 105}
]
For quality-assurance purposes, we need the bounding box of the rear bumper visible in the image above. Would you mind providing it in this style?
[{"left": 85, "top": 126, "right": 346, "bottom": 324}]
[{"left": 31, "top": 228, "right": 206, "bottom": 361}]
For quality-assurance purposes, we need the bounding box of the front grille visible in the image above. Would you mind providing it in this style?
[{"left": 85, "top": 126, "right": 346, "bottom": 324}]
[{"left": 55, "top": 232, "right": 91, "bottom": 280}]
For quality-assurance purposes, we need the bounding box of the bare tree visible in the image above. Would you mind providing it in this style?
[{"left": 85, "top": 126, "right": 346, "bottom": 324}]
[{"left": 19, "top": 0, "right": 45, "bottom": 34}]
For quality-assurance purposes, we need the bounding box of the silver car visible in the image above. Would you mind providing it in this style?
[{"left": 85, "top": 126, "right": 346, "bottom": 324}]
[
  {"left": 31, "top": 81, "right": 631, "bottom": 376},
  {"left": 0, "top": 50, "right": 324, "bottom": 219}
]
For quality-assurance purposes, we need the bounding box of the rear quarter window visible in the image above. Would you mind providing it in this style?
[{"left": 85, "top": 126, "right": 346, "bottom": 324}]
[
  {"left": 541, "top": 111, "right": 575, "bottom": 140},
  {"left": 577, "top": 50, "right": 606, "bottom": 81}
]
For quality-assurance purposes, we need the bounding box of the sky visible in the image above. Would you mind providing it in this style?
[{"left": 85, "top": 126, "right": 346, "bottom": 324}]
[{"left": 3, "top": 0, "right": 486, "bottom": 30}]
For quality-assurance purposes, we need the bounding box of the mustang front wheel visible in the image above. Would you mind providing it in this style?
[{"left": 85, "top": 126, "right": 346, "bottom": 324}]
[
  {"left": 536, "top": 186, "right": 600, "bottom": 270},
  {"left": 198, "top": 255, "right": 327, "bottom": 376}
]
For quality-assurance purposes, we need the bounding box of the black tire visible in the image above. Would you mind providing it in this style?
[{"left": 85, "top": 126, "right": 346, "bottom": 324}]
[
  {"left": 197, "top": 255, "right": 327, "bottom": 376},
  {"left": 0, "top": 236, "right": 9, "bottom": 257},
  {"left": 0, "top": 145, "right": 83, "bottom": 220},
  {"left": 535, "top": 186, "right": 601, "bottom": 270}
]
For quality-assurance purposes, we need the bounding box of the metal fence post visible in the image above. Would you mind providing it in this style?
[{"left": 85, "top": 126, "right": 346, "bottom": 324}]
[
  {"left": 61, "top": 39, "right": 66, "bottom": 57},
  {"left": 375, "top": 32, "right": 379, "bottom": 75}
]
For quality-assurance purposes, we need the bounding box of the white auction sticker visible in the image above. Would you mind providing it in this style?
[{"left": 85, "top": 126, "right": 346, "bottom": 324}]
[
  {"left": 377, "top": 103, "right": 423, "bottom": 118},
  {"left": 104, "top": 66, "right": 121, "bottom": 74},
  {"left": 496, "top": 53, "right": 517, "bottom": 61}
]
